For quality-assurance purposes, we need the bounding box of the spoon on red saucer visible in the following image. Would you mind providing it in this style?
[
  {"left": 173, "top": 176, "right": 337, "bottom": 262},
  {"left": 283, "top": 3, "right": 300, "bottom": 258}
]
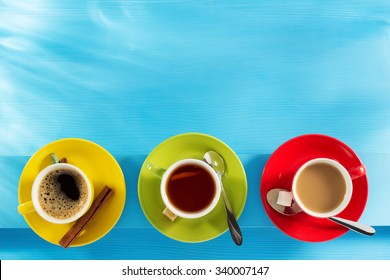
[{"left": 266, "top": 188, "right": 375, "bottom": 236}]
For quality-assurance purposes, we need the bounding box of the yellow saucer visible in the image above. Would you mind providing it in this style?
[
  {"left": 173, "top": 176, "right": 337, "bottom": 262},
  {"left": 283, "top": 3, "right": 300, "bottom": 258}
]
[{"left": 18, "top": 138, "right": 126, "bottom": 247}]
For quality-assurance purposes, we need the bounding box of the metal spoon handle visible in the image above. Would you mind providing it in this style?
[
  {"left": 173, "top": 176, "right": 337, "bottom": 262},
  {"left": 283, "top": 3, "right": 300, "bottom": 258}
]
[
  {"left": 221, "top": 187, "right": 243, "bottom": 246},
  {"left": 328, "top": 217, "right": 375, "bottom": 236},
  {"left": 226, "top": 205, "right": 243, "bottom": 246}
]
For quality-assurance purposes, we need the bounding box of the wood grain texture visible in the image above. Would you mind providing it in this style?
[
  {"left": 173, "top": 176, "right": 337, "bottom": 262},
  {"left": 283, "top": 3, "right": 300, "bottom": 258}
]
[
  {"left": 1, "top": 227, "right": 390, "bottom": 260},
  {"left": 1, "top": 1, "right": 390, "bottom": 156}
]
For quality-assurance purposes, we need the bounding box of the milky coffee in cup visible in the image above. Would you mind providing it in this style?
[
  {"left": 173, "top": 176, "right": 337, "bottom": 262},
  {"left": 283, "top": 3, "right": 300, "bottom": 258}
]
[
  {"left": 292, "top": 158, "right": 353, "bottom": 218},
  {"left": 38, "top": 165, "right": 90, "bottom": 221}
]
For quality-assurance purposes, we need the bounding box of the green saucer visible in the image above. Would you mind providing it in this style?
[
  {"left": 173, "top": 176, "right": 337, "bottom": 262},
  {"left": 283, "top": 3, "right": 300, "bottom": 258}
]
[{"left": 138, "top": 133, "right": 247, "bottom": 243}]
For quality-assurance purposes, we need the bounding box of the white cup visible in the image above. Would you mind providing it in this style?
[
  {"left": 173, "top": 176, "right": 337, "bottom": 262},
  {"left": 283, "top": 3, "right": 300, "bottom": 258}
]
[
  {"left": 147, "top": 159, "right": 221, "bottom": 219},
  {"left": 277, "top": 158, "right": 365, "bottom": 218},
  {"left": 292, "top": 158, "right": 354, "bottom": 218},
  {"left": 18, "top": 163, "right": 94, "bottom": 224}
]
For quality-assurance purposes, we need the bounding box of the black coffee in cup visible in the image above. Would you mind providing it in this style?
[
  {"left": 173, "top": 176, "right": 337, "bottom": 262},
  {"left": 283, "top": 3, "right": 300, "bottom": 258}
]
[{"left": 38, "top": 168, "right": 89, "bottom": 220}]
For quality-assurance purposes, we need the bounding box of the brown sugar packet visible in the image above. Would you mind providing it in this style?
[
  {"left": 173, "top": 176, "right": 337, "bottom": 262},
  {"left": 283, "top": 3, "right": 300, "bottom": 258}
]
[
  {"left": 59, "top": 186, "right": 114, "bottom": 248},
  {"left": 163, "top": 207, "right": 177, "bottom": 222}
]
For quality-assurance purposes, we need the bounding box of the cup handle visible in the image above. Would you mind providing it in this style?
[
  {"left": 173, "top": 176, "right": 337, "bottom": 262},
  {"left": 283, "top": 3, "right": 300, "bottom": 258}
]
[
  {"left": 145, "top": 162, "right": 166, "bottom": 179},
  {"left": 18, "top": 153, "right": 62, "bottom": 216},
  {"left": 348, "top": 164, "right": 366, "bottom": 180},
  {"left": 145, "top": 162, "right": 177, "bottom": 221},
  {"left": 18, "top": 201, "right": 35, "bottom": 215}
]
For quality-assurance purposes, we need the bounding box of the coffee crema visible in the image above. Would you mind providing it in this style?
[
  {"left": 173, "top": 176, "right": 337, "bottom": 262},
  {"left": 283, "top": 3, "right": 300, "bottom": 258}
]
[
  {"left": 295, "top": 162, "right": 346, "bottom": 213},
  {"left": 38, "top": 168, "right": 89, "bottom": 220},
  {"left": 166, "top": 164, "right": 216, "bottom": 213}
]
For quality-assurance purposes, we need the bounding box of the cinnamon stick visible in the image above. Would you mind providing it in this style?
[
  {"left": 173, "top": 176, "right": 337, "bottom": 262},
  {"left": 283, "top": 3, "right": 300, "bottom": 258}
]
[{"left": 59, "top": 185, "right": 114, "bottom": 248}]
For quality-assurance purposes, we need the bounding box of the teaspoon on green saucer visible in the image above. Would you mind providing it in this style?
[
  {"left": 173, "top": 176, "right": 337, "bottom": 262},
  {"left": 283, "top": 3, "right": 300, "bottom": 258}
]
[{"left": 203, "top": 151, "right": 243, "bottom": 246}]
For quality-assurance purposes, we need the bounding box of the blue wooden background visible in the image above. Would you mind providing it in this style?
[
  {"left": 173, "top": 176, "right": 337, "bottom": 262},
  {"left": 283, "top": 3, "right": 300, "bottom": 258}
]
[{"left": 1, "top": 0, "right": 390, "bottom": 259}]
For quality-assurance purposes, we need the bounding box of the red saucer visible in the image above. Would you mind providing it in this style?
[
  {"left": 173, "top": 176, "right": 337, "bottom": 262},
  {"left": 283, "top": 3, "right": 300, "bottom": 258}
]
[{"left": 260, "top": 134, "right": 368, "bottom": 242}]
